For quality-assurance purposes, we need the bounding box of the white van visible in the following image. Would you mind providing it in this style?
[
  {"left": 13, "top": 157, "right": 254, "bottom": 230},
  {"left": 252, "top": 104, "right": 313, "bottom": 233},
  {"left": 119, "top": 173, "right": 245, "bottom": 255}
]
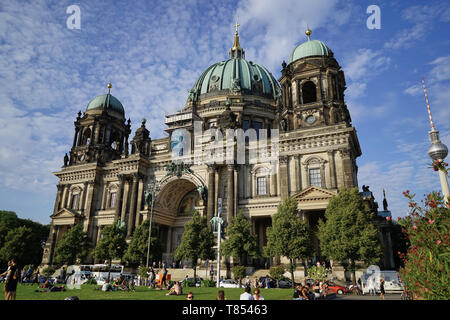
[{"left": 361, "top": 270, "right": 403, "bottom": 294}]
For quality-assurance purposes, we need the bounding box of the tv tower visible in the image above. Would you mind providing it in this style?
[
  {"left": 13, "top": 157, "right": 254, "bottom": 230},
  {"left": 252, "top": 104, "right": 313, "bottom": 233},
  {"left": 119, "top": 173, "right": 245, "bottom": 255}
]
[{"left": 422, "top": 78, "right": 449, "bottom": 203}]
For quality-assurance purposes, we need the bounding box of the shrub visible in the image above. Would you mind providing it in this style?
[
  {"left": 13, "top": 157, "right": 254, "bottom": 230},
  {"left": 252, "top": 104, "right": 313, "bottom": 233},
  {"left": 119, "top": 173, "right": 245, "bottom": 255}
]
[
  {"left": 202, "top": 279, "right": 216, "bottom": 287},
  {"left": 41, "top": 267, "right": 56, "bottom": 277},
  {"left": 308, "top": 265, "right": 328, "bottom": 282},
  {"left": 398, "top": 190, "right": 450, "bottom": 300}
]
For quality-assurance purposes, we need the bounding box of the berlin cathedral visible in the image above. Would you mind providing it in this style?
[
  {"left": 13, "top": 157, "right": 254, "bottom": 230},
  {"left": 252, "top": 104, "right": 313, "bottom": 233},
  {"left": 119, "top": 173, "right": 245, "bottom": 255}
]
[{"left": 41, "top": 26, "right": 395, "bottom": 273}]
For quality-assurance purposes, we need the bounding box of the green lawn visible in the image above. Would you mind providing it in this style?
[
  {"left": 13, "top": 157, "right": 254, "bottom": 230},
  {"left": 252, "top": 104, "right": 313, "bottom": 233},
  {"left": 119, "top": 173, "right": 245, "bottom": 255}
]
[{"left": 1, "top": 283, "right": 294, "bottom": 300}]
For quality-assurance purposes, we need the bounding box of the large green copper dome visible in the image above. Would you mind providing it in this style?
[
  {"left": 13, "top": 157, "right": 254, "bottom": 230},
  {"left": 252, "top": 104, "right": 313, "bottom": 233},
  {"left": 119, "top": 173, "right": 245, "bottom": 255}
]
[
  {"left": 189, "top": 26, "right": 281, "bottom": 101},
  {"left": 86, "top": 93, "right": 124, "bottom": 115},
  {"left": 289, "top": 29, "right": 331, "bottom": 63},
  {"left": 191, "top": 58, "right": 281, "bottom": 100}
]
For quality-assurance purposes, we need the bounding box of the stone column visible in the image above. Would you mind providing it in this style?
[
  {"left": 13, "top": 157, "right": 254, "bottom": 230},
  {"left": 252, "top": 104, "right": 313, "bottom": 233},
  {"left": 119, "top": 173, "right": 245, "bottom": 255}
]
[
  {"left": 127, "top": 174, "right": 139, "bottom": 237},
  {"left": 226, "top": 165, "right": 234, "bottom": 224},
  {"left": 121, "top": 177, "right": 130, "bottom": 222},
  {"left": 101, "top": 183, "right": 108, "bottom": 210},
  {"left": 279, "top": 156, "right": 289, "bottom": 199},
  {"left": 84, "top": 181, "right": 97, "bottom": 239},
  {"left": 80, "top": 181, "right": 88, "bottom": 211},
  {"left": 61, "top": 184, "right": 70, "bottom": 209},
  {"left": 167, "top": 227, "right": 173, "bottom": 255},
  {"left": 207, "top": 165, "right": 216, "bottom": 221},
  {"left": 135, "top": 175, "right": 144, "bottom": 227},
  {"left": 114, "top": 175, "right": 124, "bottom": 220},
  {"left": 72, "top": 127, "right": 79, "bottom": 148},
  {"left": 327, "top": 150, "right": 337, "bottom": 189},
  {"left": 270, "top": 170, "right": 277, "bottom": 196},
  {"left": 77, "top": 127, "right": 84, "bottom": 146},
  {"left": 247, "top": 167, "right": 252, "bottom": 198},
  {"left": 339, "top": 149, "right": 353, "bottom": 188},
  {"left": 53, "top": 185, "right": 64, "bottom": 213}
]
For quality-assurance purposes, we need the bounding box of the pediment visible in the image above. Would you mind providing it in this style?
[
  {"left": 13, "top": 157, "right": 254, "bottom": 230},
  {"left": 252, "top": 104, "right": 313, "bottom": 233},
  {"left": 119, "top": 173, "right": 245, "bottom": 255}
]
[
  {"left": 50, "top": 208, "right": 81, "bottom": 219},
  {"left": 292, "top": 186, "right": 337, "bottom": 202}
]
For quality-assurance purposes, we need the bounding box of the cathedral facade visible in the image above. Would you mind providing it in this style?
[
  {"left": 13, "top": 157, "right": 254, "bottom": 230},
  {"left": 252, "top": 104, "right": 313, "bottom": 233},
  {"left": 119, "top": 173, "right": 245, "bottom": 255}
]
[{"left": 42, "top": 27, "right": 364, "bottom": 268}]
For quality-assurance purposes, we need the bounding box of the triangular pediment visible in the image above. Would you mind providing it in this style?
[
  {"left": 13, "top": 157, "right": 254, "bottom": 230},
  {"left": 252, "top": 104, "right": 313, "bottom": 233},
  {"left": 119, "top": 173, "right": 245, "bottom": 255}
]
[
  {"left": 292, "top": 186, "right": 337, "bottom": 202},
  {"left": 50, "top": 208, "right": 81, "bottom": 219}
]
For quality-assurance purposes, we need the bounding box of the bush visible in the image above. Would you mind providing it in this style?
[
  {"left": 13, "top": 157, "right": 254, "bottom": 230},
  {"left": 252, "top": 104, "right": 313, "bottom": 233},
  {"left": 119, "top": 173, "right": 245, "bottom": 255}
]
[
  {"left": 231, "top": 265, "right": 246, "bottom": 287},
  {"left": 85, "top": 278, "right": 97, "bottom": 285},
  {"left": 398, "top": 190, "right": 450, "bottom": 300},
  {"left": 308, "top": 265, "right": 328, "bottom": 282},
  {"left": 41, "top": 267, "right": 56, "bottom": 277},
  {"left": 183, "top": 280, "right": 195, "bottom": 287},
  {"left": 269, "top": 265, "right": 285, "bottom": 282},
  {"left": 202, "top": 279, "right": 216, "bottom": 287}
]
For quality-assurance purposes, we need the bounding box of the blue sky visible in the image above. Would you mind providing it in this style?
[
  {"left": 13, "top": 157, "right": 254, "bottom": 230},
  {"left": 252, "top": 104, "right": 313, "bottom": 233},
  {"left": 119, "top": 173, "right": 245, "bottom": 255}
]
[{"left": 0, "top": 0, "right": 449, "bottom": 225}]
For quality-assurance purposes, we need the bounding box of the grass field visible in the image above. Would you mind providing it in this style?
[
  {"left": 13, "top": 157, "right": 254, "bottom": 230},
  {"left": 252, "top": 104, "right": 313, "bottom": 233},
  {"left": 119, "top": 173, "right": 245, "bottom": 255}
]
[{"left": 0, "top": 283, "right": 295, "bottom": 300}]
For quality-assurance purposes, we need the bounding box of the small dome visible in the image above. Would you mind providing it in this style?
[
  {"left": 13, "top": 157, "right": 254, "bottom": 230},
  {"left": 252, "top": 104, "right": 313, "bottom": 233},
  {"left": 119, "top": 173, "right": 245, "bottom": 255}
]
[
  {"left": 190, "top": 58, "right": 281, "bottom": 100},
  {"left": 85, "top": 94, "right": 125, "bottom": 116},
  {"left": 289, "top": 39, "right": 331, "bottom": 63}
]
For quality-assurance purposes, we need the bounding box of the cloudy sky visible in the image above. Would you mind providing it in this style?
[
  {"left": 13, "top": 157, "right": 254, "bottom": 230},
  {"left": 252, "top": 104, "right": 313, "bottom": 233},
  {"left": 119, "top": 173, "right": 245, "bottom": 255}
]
[{"left": 0, "top": 0, "right": 449, "bottom": 224}]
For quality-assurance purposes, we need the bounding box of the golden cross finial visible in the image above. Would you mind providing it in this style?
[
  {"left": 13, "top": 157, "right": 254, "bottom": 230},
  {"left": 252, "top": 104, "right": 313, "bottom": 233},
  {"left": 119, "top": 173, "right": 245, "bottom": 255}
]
[
  {"left": 305, "top": 25, "right": 312, "bottom": 40},
  {"left": 234, "top": 21, "right": 240, "bottom": 35},
  {"left": 107, "top": 82, "right": 112, "bottom": 94}
]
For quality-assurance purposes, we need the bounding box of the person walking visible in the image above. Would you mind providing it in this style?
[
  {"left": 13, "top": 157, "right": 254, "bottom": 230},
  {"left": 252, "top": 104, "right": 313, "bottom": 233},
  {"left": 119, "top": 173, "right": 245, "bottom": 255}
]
[
  {"left": 161, "top": 265, "right": 168, "bottom": 288},
  {"left": 4, "top": 259, "right": 19, "bottom": 300},
  {"left": 379, "top": 277, "right": 385, "bottom": 300}
]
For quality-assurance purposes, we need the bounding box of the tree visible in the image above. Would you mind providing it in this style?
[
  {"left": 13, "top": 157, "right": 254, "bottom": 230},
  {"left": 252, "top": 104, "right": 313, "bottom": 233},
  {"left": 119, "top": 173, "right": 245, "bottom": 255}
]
[
  {"left": 0, "top": 226, "right": 35, "bottom": 266},
  {"left": 318, "top": 187, "right": 382, "bottom": 285},
  {"left": 123, "top": 219, "right": 163, "bottom": 266},
  {"left": 53, "top": 224, "right": 89, "bottom": 265},
  {"left": 0, "top": 210, "right": 49, "bottom": 268},
  {"left": 398, "top": 190, "right": 450, "bottom": 300},
  {"left": 231, "top": 265, "right": 246, "bottom": 288},
  {"left": 93, "top": 220, "right": 127, "bottom": 282},
  {"left": 174, "top": 211, "right": 215, "bottom": 280},
  {"left": 308, "top": 265, "right": 328, "bottom": 282},
  {"left": 264, "top": 198, "right": 313, "bottom": 287},
  {"left": 221, "top": 211, "right": 259, "bottom": 266},
  {"left": 269, "top": 265, "right": 285, "bottom": 288}
]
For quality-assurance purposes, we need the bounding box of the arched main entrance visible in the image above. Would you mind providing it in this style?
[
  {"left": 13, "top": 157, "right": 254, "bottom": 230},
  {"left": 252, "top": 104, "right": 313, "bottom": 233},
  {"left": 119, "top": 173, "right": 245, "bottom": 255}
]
[{"left": 150, "top": 174, "right": 206, "bottom": 265}]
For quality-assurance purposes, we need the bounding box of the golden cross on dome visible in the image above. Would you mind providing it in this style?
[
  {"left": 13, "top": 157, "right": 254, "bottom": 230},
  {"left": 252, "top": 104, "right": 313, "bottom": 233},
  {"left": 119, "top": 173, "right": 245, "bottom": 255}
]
[{"left": 234, "top": 21, "right": 240, "bottom": 35}]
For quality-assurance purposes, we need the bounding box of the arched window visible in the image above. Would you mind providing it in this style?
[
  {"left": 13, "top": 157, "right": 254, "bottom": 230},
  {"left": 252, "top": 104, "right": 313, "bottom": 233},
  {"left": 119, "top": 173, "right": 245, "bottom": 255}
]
[
  {"left": 82, "top": 128, "right": 91, "bottom": 145},
  {"left": 302, "top": 81, "right": 317, "bottom": 104}
]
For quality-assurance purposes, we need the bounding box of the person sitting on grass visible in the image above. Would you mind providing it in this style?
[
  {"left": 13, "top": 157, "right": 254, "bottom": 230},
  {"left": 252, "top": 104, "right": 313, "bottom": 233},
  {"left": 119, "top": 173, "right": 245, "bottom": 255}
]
[
  {"left": 102, "top": 280, "right": 113, "bottom": 292},
  {"left": 166, "top": 281, "right": 182, "bottom": 296},
  {"left": 217, "top": 290, "right": 226, "bottom": 300}
]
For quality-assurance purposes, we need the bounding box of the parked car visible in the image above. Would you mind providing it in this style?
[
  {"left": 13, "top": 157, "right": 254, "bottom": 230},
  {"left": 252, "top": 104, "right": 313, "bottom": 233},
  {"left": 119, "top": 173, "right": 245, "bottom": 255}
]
[
  {"left": 219, "top": 279, "right": 240, "bottom": 288},
  {"left": 278, "top": 277, "right": 293, "bottom": 288},
  {"left": 325, "top": 281, "right": 349, "bottom": 295}
]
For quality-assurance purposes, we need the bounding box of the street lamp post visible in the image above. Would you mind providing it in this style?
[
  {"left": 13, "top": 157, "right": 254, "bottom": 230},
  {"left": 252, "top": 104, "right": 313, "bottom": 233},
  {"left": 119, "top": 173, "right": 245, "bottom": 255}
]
[
  {"left": 210, "top": 198, "right": 224, "bottom": 288},
  {"left": 145, "top": 180, "right": 161, "bottom": 269}
]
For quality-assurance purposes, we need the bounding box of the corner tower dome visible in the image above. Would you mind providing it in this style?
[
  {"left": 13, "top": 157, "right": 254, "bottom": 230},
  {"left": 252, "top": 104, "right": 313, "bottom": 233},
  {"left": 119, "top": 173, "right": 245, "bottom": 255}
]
[
  {"left": 85, "top": 83, "right": 125, "bottom": 119},
  {"left": 289, "top": 28, "right": 331, "bottom": 63},
  {"left": 189, "top": 23, "right": 281, "bottom": 101}
]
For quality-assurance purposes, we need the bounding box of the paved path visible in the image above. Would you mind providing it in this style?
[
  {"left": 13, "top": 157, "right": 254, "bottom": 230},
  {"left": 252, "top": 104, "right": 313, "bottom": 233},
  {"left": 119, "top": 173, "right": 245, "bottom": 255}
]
[{"left": 332, "top": 293, "right": 402, "bottom": 300}]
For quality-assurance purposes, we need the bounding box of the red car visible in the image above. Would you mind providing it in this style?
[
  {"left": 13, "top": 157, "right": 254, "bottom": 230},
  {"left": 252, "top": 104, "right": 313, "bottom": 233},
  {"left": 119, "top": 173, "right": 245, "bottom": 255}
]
[{"left": 325, "top": 281, "right": 349, "bottom": 295}]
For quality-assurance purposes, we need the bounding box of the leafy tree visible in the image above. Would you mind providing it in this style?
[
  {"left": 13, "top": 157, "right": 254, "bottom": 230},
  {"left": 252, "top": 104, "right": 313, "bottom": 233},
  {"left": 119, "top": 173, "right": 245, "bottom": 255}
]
[
  {"left": 0, "top": 211, "right": 49, "bottom": 268},
  {"left": 318, "top": 187, "right": 382, "bottom": 285},
  {"left": 231, "top": 265, "right": 246, "bottom": 288},
  {"left": 264, "top": 198, "right": 313, "bottom": 287},
  {"left": 123, "top": 219, "right": 163, "bottom": 266},
  {"left": 93, "top": 220, "right": 127, "bottom": 282},
  {"left": 174, "top": 211, "right": 215, "bottom": 280},
  {"left": 269, "top": 265, "right": 286, "bottom": 288},
  {"left": 221, "top": 211, "right": 259, "bottom": 266},
  {"left": 53, "top": 224, "right": 89, "bottom": 265},
  {"left": 398, "top": 190, "right": 450, "bottom": 300},
  {"left": 0, "top": 226, "right": 36, "bottom": 267},
  {"left": 308, "top": 265, "right": 328, "bottom": 282}
]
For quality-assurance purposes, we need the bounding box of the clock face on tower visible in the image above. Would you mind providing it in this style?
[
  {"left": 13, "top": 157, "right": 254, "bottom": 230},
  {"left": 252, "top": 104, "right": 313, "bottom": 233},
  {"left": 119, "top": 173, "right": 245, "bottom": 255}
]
[{"left": 305, "top": 115, "right": 316, "bottom": 125}]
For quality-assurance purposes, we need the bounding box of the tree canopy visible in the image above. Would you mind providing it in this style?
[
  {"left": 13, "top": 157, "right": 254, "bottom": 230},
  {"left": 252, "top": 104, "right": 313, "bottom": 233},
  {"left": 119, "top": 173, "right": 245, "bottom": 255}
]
[
  {"left": 123, "top": 219, "right": 163, "bottom": 266},
  {"left": 0, "top": 210, "right": 49, "bottom": 268},
  {"left": 53, "top": 224, "right": 89, "bottom": 265},
  {"left": 318, "top": 187, "right": 382, "bottom": 284},
  {"left": 264, "top": 197, "right": 313, "bottom": 286},
  {"left": 221, "top": 211, "right": 259, "bottom": 266},
  {"left": 174, "top": 211, "right": 215, "bottom": 280}
]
